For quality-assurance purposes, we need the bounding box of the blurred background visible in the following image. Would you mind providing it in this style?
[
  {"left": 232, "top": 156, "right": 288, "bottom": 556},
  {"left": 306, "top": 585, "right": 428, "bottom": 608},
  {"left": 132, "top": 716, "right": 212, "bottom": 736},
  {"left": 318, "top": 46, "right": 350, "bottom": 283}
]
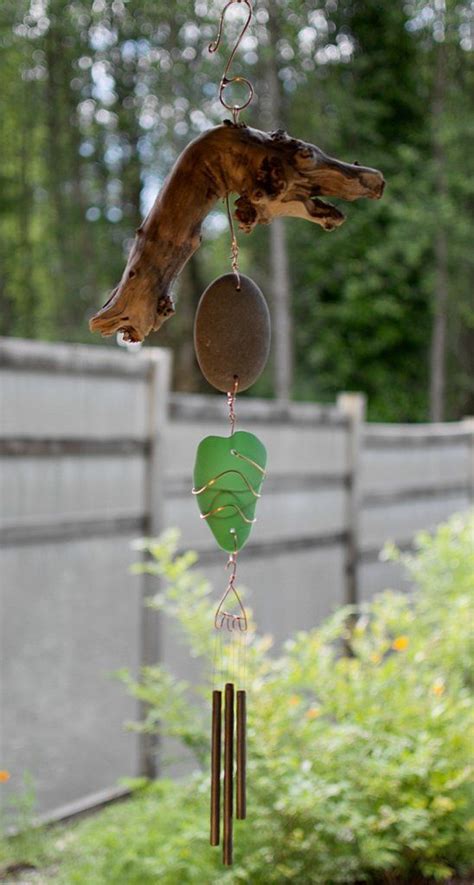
[
  {"left": 1, "top": 0, "right": 473, "bottom": 420},
  {"left": 0, "top": 1, "right": 473, "bottom": 875}
]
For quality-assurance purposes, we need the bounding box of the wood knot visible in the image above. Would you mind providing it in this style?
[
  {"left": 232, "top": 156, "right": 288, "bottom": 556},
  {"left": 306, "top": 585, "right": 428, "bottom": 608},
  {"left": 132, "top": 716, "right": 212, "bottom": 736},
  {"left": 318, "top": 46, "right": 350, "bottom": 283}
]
[
  {"left": 235, "top": 195, "right": 257, "bottom": 231},
  {"left": 255, "top": 156, "right": 286, "bottom": 198},
  {"left": 270, "top": 128, "right": 288, "bottom": 142},
  {"left": 157, "top": 295, "right": 175, "bottom": 317}
]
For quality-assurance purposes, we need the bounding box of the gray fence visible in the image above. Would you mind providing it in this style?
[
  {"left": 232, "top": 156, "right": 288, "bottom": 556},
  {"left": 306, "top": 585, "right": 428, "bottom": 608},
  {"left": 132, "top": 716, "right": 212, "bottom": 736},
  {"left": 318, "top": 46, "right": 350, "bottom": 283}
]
[{"left": 1, "top": 338, "right": 472, "bottom": 818}]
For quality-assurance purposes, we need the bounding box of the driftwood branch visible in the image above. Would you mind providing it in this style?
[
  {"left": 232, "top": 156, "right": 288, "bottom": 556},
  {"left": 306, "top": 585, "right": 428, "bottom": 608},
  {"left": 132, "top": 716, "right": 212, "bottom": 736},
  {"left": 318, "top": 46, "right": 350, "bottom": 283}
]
[{"left": 89, "top": 123, "right": 385, "bottom": 343}]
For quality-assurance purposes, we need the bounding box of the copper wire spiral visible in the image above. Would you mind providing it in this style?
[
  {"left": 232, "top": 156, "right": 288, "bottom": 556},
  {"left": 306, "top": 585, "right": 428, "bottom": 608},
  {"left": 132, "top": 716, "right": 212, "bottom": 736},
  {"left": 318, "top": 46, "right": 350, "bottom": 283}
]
[{"left": 192, "top": 448, "right": 266, "bottom": 527}]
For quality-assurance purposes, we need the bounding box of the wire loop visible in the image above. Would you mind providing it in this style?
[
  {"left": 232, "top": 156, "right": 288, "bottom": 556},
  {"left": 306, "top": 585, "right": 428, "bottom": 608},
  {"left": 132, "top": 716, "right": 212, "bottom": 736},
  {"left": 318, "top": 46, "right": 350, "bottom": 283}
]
[
  {"left": 209, "top": 0, "right": 254, "bottom": 122},
  {"left": 214, "top": 550, "right": 248, "bottom": 632}
]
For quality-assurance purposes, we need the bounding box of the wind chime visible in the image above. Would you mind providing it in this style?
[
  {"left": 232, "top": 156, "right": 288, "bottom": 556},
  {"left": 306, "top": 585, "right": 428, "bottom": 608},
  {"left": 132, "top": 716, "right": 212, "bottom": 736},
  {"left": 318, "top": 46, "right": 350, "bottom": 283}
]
[
  {"left": 89, "top": 0, "right": 385, "bottom": 868},
  {"left": 193, "top": 7, "right": 270, "bottom": 863}
]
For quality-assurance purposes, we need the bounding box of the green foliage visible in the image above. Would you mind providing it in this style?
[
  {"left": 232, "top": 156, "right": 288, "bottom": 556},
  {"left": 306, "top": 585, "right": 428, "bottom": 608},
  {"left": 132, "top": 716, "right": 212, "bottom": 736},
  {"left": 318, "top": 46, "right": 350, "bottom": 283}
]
[
  {"left": 57, "top": 515, "right": 473, "bottom": 884},
  {"left": 0, "top": 774, "right": 54, "bottom": 875},
  {"left": 0, "top": 1, "right": 473, "bottom": 417}
]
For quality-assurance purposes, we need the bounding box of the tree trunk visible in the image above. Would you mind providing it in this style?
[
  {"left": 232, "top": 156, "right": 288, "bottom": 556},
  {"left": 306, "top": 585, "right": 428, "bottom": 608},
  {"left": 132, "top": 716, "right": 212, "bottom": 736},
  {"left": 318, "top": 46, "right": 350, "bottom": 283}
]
[
  {"left": 429, "top": 39, "right": 449, "bottom": 422},
  {"left": 172, "top": 254, "right": 206, "bottom": 392},
  {"left": 270, "top": 220, "right": 292, "bottom": 402},
  {"left": 263, "top": 7, "right": 293, "bottom": 402}
]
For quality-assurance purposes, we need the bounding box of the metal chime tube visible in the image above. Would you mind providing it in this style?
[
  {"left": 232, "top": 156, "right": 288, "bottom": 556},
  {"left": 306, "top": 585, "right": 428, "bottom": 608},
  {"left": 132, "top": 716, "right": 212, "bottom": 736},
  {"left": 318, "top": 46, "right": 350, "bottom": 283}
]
[
  {"left": 236, "top": 689, "right": 246, "bottom": 819},
  {"left": 210, "top": 690, "right": 222, "bottom": 846},
  {"left": 223, "top": 682, "right": 234, "bottom": 865}
]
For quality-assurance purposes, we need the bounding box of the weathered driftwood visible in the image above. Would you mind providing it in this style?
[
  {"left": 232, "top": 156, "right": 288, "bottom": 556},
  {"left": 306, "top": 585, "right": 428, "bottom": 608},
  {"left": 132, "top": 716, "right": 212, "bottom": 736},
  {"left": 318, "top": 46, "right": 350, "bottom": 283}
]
[{"left": 89, "top": 122, "right": 385, "bottom": 343}]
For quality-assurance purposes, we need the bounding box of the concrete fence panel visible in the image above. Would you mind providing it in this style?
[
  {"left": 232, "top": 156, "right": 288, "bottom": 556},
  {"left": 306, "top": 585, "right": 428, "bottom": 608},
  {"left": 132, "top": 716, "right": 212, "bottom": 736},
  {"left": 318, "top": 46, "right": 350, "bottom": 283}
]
[
  {"left": 1, "top": 338, "right": 472, "bottom": 818},
  {"left": 0, "top": 339, "right": 171, "bottom": 817},
  {"left": 359, "top": 424, "right": 473, "bottom": 597}
]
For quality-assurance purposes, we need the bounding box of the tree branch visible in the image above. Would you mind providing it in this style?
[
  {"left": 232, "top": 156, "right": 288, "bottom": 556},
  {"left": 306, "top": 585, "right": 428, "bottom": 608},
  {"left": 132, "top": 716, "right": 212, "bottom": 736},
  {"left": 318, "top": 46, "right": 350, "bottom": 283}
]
[{"left": 89, "top": 123, "right": 385, "bottom": 343}]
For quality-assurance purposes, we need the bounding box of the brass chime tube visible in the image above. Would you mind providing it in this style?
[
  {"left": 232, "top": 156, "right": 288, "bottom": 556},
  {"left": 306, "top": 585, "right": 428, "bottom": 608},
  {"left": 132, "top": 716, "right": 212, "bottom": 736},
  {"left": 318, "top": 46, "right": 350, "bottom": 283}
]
[
  {"left": 210, "top": 690, "right": 222, "bottom": 846},
  {"left": 223, "top": 682, "right": 234, "bottom": 866},
  {"left": 236, "top": 690, "right": 246, "bottom": 819}
]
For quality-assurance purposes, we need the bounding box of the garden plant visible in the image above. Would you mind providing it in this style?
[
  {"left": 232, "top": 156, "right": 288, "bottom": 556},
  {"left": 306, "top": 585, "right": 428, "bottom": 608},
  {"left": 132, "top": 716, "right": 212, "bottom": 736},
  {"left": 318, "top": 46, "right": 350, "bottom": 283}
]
[
  {"left": 1, "top": 512, "right": 473, "bottom": 883},
  {"left": 57, "top": 512, "right": 474, "bottom": 884}
]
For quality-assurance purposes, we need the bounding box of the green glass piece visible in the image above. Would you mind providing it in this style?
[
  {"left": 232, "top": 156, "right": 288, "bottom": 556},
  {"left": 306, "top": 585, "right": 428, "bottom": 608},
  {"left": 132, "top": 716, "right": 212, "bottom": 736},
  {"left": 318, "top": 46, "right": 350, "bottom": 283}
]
[{"left": 193, "top": 430, "right": 267, "bottom": 553}]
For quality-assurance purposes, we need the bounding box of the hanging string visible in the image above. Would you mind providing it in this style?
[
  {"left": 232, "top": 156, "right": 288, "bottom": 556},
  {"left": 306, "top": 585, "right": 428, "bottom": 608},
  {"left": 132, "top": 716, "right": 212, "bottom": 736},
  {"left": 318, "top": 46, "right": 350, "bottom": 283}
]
[{"left": 212, "top": 627, "right": 220, "bottom": 689}]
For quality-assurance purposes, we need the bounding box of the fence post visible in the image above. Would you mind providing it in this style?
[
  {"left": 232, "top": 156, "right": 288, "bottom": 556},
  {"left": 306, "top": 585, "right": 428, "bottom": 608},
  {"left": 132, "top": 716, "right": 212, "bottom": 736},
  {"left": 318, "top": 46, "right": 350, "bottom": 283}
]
[
  {"left": 140, "top": 347, "right": 172, "bottom": 778},
  {"left": 337, "top": 392, "right": 366, "bottom": 607},
  {"left": 461, "top": 417, "right": 474, "bottom": 503}
]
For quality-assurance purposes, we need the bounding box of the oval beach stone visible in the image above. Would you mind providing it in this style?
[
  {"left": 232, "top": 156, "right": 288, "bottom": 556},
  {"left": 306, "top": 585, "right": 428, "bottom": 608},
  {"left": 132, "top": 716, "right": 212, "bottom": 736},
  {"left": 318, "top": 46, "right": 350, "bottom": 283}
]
[{"left": 194, "top": 273, "right": 271, "bottom": 393}]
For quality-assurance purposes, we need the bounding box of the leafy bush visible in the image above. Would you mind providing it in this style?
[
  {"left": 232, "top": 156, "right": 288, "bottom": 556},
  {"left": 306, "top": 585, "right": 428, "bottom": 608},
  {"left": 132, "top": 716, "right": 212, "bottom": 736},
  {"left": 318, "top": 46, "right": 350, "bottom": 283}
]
[{"left": 60, "top": 512, "right": 474, "bottom": 884}]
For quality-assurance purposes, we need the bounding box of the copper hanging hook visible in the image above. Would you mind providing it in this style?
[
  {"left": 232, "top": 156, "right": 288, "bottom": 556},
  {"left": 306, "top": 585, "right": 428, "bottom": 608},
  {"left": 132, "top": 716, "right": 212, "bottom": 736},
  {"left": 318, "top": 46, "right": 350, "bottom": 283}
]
[{"left": 209, "top": 0, "right": 254, "bottom": 123}]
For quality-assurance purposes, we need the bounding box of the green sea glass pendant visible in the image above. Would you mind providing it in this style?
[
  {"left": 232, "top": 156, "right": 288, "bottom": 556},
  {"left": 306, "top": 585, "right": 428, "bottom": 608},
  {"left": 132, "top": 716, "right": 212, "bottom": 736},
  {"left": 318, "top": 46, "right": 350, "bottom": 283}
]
[{"left": 193, "top": 430, "right": 267, "bottom": 553}]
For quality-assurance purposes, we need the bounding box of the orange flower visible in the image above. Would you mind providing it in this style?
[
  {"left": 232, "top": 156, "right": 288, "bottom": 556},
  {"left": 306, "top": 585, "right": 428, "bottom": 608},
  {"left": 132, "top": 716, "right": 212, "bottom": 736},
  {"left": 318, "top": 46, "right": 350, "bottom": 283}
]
[
  {"left": 370, "top": 652, "right": 382, "bottom": 664},
  {"left": 432, "top": 679, "right": 445, "bottom": 697},
  {"left": 0, "top": 770, "right": 10, "bottom": 783},
  {"left": 289, "top": 695, "right": 301, "bottom": 707},
  {"left": 392, "top": 635, "right": 409, "bottom": 652},
  {"left": 306, "top": 707, "right": 321, "bottom": 720}
]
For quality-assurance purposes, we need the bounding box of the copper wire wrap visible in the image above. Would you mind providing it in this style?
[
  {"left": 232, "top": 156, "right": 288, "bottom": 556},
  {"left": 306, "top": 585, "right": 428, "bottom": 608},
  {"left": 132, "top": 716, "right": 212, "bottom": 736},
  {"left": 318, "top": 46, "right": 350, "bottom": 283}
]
[
  {"left": 199, "top": 499, "right": 257, "bottom": 525},
  {"left": 230, "top": 448, "right": 266, "bottom": 475},
  {"left": 191, "top": 444, "right": 266, "bottom": 535},
  {"left": 236, "top": 689, "right": 247, "bottom": 819},
  {"left": 210, "top": 690, "right": 222, "bottom": 846},
  {"left": 193, "top": 469, "right": 262, "bottom": 500},
  {"left": 225, "top": 194, "right": 241, "bottom": 289},
  {"left": 223, "top": 682, "right": 235, "bottom": 866},
  {"left": 227, "top": 375, "right": 239, "bottom": 433},
  {"left": 192, "top": 435, "right": 267, "bottom": 531}
]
